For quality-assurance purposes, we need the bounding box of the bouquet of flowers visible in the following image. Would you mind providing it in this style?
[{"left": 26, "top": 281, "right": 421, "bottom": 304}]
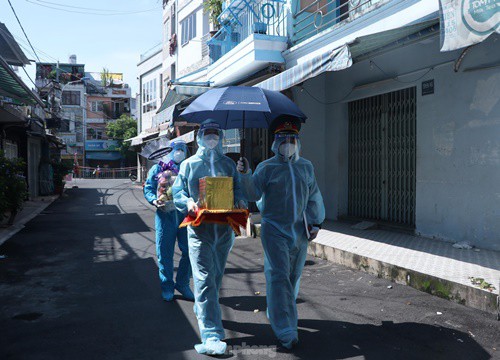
[{"left": 156, "top": 168, "right": 177, "bottom": 211}]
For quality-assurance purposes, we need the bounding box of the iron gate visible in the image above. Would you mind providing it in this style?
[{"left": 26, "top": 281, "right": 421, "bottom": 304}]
[{"left": 348, "top": 87, "right": 416, "bottom": 227}]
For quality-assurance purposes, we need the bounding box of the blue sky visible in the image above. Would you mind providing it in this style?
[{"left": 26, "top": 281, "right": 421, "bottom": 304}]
[{"left": 2, "top": 0, "right": 163, "bottom": 94}]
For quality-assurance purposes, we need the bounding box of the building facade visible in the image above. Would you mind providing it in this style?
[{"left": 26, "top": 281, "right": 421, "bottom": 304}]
[{"left": 134, "top": 0, "right": 499, "bottom": 250}]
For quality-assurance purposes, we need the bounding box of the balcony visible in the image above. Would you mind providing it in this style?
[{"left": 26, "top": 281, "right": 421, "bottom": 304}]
[
  {"left": 207, "top": 0, "right": 288, "bottom": 86},
  {"left": 292, "top": 0, "right": 388, "bottom": 44}
]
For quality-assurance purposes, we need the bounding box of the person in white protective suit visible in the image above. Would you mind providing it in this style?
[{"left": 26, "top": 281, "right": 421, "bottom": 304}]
[
  {"left": 172, "top": 120, "right": 247, "bottom": 355},
  {"left": 237, "top": 117, "right": 325, "bottom": 349}
]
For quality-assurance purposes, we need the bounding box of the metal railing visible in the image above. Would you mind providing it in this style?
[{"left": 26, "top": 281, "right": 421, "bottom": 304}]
[
  {"left": 139, "top": 43, "right": 163, "bottom": 63},
  {"left": 208, "top": 0, "right": 287, "bottom": 64},
  {"left": 292, "top": 0, "right": 388, "bottom": 44},
  {"left": 74, "top": 166, "right": 143, "bottom": 179}
]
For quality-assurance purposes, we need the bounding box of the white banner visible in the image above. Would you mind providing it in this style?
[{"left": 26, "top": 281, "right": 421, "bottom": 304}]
[{"left": 440, "top": 0, "right": 500, "bottom": 51}]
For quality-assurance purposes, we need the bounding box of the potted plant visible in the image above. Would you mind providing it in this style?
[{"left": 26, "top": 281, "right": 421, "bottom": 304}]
[
  {"left": 52, "top": 161, "right": 71, "bottom": 195},
  {"left": 0, "top": 151, "right": 28, "bottom": 226},
  {"left": 204, "top": 0, "right": 223, "bottom": 32}
]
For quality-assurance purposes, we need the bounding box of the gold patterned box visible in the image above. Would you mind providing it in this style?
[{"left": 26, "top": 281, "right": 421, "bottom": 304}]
[{"left": 199, "top": 177, "right": 234, "bottom": 210}]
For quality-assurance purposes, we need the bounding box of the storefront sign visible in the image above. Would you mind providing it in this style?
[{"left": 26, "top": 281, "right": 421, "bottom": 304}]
[
  {"left": 422, "top": 79, "right": 435, "bottom": 96},
  {"left": 85, "top": 140, "right": 120, "bottom": 151},
  {"left": 440, "top": 0, "right": 500, "bottom": 51}
]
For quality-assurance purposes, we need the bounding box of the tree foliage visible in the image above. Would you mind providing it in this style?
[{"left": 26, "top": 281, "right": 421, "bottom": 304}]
[{"left": 106, "top": 114, "right": 137, "bottom": 156}]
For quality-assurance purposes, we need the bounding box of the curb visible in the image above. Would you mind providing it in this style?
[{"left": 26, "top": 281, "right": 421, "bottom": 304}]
[
  {"left": 0, "top": 196, "right": 59, "bottom": 248},
  {"left": 308, "top": 241, "right": 500, "bottom": 318}
]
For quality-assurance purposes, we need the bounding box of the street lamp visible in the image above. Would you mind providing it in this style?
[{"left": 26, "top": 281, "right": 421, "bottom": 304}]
[{"left": 60, "top": 77, "right": 89, "bottom": 168}]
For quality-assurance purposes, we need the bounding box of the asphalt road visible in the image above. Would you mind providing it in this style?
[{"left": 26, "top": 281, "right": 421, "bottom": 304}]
[{"left": 0, "top": 179, "right": 498, "bottom": 360}]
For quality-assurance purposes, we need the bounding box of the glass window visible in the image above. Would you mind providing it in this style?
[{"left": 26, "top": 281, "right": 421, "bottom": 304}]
[
  {"left": 91, "top": 101, "right": 104, "bottom": 112},
  {"left": 181, "top": 12, "right": 197, "bottom": 45},
  {"left": 62, "top": 91, "right": 80, "bottom": 105}
]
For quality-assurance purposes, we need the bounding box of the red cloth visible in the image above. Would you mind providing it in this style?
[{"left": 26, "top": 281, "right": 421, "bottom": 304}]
[{"left": 180, "top": 209, "right": 249, "bottom": 236}]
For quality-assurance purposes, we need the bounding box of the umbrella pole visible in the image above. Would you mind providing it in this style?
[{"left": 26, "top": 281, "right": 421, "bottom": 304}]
[{"left": 240, "top": 111, "right": 245, "bottom": 158}]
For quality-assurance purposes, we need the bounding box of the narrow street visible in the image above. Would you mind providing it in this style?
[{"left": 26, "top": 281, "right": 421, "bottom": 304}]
[{"left": 0, "top": 180, "right": 498, "bottom": 360}]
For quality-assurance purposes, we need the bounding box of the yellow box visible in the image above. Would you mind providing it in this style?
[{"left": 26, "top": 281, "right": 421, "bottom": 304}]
[{"left": 199, "top": 177, "right": 234, "bottom": 210}]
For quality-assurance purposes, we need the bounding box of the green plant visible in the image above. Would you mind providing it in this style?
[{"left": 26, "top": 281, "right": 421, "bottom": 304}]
[
  {"left": 203, "top": 0, "right": 223, "bottom": 29},
  {"left": 106, "top": 114, "right": 138, "bottom": 156},
  {"left": 0, "top": 151, "right": 28, "bottom": 224}
]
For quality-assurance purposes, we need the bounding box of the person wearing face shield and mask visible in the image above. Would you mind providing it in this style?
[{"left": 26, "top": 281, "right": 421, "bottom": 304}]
[
  {"left": 172, "top": 120, "right": 247, "bottom": 355},
  {"left": 144, "top": 140, "right": 194, "bottom": 302},
  {"left": 237, "top": 117, "right": 325, "bottom": 349}
]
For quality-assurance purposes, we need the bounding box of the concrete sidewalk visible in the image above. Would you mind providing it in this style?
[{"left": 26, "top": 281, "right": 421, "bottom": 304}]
[
  {"left": 309, "top": 221, "right": 500, "bottom": 318},
  {"left": 0, "top": 195, "right": 59, "bottom": 248}
]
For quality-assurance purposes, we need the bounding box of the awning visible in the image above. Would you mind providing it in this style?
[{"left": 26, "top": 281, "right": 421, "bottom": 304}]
[
  {"left": 152, "top": 102, "right": 181, "bottom": 128},
  {"left": 171, "top": 130, "right": 196, "bottom": 144},
  {"left": 156, "top": 87, "right": 187, "bottom": 114},
  {"left": 0, "top": 56, "right": 45, "bottom": 107},
  {"left": 125, "top": 131, "right": 159, "bottom": 146},
  {"left": 255, "top": 18, "right": 439, "bottom": 92},
  {"left": 171, "top": 84, "right": 211, "bottom": 96},
  {"left": 124, "top": 134, "right": 144, "bottom": 146}
]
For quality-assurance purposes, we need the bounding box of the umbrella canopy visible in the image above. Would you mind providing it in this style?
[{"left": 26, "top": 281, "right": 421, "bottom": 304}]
[{"left": 179, "top": 86, "right": 307, "bottom": 129}]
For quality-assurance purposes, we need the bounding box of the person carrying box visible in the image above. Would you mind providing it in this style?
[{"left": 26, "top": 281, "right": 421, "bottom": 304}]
[{"left": 173, "top": 120, "right": 246, "bottom": 355}]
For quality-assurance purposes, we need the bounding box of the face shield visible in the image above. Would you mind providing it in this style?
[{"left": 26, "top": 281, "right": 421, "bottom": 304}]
[
  {"left": 274, "top": 133, "right": 300, "bottom": 161},
  {"left": 170, "top": 140, "right": 189, "bottom": 164},
  {"left": 202, "top": 129, "right": 220, "bottom": 149}
]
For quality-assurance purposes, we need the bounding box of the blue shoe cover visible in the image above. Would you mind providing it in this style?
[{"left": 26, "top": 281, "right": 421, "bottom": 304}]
[
  {"left": 161, "top": 289, "right": 174, "bottom": 301},
  {"left": 281, "top": 336, "right": 298, "bottom": 349},
  {"left": 175, "top": 284, "right": 194, "bottom": 301},
  {"left": 194, "top": 337, "right": 227, "bottom": 355}
]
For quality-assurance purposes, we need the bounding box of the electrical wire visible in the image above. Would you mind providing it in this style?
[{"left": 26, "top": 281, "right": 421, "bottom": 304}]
[
  {"left": 300, "top": 85, "right": 354, "bottom": 105},
  {"left": 7, "top": 0, "right": 41, "bottom": 62},
  {"left": 369, "top": 60, "right": 434, "bottom": 84},
  {"left": 301, "top": 59, "right": 435, "bottom": 105},
  {"left": 33, "top": 0, "right": 152, "bottom": 12},
  {"left": 21, "top": 66, "right": 38, "bottom": 89},
  {"left": 25, "top": 0, "right": 162, "bottom": 16}
]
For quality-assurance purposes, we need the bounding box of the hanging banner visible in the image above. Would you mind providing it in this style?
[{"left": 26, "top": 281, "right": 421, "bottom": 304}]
[{"left": 440, "top": 0, "right": 500, "bottom": 52}]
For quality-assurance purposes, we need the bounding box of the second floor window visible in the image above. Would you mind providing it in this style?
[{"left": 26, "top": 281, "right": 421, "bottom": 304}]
[
  {"left": 91, "top": 101, "right": 104, "bottom": 112},
  {"left": 142, "top": 78, "right": 158, "bottom": 114},
  {"left": 62, "top": 91, "right": 80, "bottom": 105},
  {"left": 181, "top": 13, "right": 196, "bottom": 46}
]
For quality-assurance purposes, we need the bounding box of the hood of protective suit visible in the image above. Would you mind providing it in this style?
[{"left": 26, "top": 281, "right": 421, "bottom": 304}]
[
  {"left": 271, "top": 133, "right": 301, "bottom": 163},
  {"left": 156, "top": 140, "right": 189, "bottom": 178},
  {"left": 196, "top": 122, "right": 225, "bottom": 160}
]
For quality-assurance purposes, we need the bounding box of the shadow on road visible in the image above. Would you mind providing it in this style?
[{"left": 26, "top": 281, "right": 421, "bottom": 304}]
[
  {"left": 0, "top": 186, "right": 199, "bottom": 360},
  {"left": 223, "top": 319, "right": 491, "bottom": 359}
]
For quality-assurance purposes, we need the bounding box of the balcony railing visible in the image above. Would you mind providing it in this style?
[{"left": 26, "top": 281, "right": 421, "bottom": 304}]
[
  {"left": 139, "top": 43, "right": 162, "bottom": 63},
  {"left": 292, "top": 0, "right": 388, "bottom": 45},
  {"left": 208, "top": 0, "right": 287, "bottom": 64}
]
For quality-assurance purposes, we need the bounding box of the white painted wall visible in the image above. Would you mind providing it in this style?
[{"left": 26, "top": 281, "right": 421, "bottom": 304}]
[
  {"left": 299, "top": 33, "right": 500, "bottom": 250},
  {"left": 137, "top": 51, "right": 163, "bottom": 132},
  {"left": 177, "top": 0, "right": 209, "bottom": 77}
]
